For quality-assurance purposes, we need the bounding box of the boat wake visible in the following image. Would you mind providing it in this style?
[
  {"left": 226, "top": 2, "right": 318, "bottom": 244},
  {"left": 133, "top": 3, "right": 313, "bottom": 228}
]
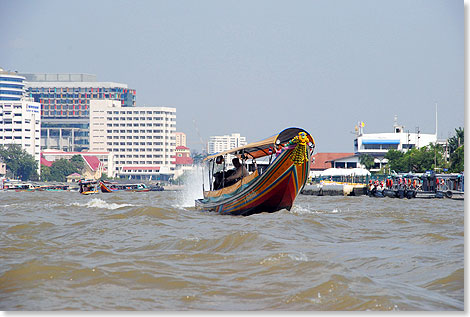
[
  {"left": 290, "top": 204, "right": 342, "bottom": 215},
  {"left": 70, "top": 198, "right": 137, "bottom": 210}
]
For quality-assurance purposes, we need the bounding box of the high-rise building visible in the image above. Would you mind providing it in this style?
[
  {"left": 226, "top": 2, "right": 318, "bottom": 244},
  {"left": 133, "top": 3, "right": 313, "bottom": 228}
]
[
  {"left": 175, "top": 132, "right": 187, "bottom": 147},
  {"left": 207, "top": 133, "right": 247, "bottom": 155},
  {"left": 21, "top": 73, "right": 136, "bottom": 152},
  {"left": 89, "top": 100, "right": 176, "bottom": 180},
  {"left": 0, "top": 69, "right": 26, "bottom": 101},
  {"left": 0, "top": 69, "right": 41, "bottom": 173}
]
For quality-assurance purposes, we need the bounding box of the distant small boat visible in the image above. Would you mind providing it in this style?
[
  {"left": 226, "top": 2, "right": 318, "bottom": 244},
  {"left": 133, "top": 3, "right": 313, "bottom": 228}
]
[
  {"left": 99, "top": 180, "right": 150, "bottom": 193},
  {"left": 149, "top": 183, "right": 164, "bottom": 191},
  {"left": 4, "top": 183, "right": 36, "bottom": 192},
  {"left": 79, "top": 179, "right": 100, "bottom": 195},
  {"left": 195, "top": 127, "right": 315, "bottom": 216},
  {"left": 37, "top": 185, "right": 70, "bottom": 191}
]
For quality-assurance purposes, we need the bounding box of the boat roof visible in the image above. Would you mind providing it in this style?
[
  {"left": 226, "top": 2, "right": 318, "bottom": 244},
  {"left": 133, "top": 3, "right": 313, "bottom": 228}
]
[{"left": 204, "top": 127, "right": 314, "bottom": 161}]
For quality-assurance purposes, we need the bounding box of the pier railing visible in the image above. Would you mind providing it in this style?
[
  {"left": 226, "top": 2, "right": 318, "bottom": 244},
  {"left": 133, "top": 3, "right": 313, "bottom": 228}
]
[
  {"left": 309, "top": 175, "right": 388, "bottom": 185},
  {"left": 309, "top": 174, "right": 464, "bottom": 192}
]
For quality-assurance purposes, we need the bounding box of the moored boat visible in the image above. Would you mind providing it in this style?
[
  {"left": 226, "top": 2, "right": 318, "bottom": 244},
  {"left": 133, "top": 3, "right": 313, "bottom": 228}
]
[
  {"left": 195, "top": 127, "right": 315, "bottom": 216},
  {"left": 37, "top": 184, "right": 70, "bottom": 191},
  {"left": 4, "top": 183, "right": 36, "bottom": 192}
]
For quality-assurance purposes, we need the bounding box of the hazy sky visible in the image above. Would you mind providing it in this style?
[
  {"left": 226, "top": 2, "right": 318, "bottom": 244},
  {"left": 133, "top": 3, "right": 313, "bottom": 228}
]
[{"left": 0, "top": 0, "right": 464, "bottom": 152}]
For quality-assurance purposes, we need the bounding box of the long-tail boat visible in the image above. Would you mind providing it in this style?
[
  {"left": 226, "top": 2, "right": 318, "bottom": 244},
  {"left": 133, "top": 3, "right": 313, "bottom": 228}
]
[
  {"left": 195, "top": 127, "right": 315, "bottom": 216},
  {"left": 99, "top": 180, "right": 150, "bottom": 192},
  {"left": 78, "top": 179, "right": 100, "bottom": 195}
]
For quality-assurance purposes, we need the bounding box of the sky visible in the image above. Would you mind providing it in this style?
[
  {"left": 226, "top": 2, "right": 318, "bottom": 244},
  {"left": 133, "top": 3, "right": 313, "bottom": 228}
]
[{"left": 0, "top": 0, "right": 464, "bottom": 153}]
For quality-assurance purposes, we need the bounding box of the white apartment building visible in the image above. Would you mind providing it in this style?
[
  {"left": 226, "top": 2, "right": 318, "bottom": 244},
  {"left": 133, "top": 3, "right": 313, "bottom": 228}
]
[
  {"left": 0, "top": 69, "right": 41, "bottom": 174},
  {"left": 0, "top": 99, "right": 41, "bottom": 169},
  {"left": 207, "top": 133, "right": 247, "bottom": 155},
  {"left": 89, "top": 100, "right": 176, "bottom": 180},
  {"left": 207, "top": 133, "right": 247, "bottom": 169}
]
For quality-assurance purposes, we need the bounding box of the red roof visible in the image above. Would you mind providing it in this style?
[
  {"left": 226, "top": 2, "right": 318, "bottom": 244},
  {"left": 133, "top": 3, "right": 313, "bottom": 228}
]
[
  {"left": 176, "top": 146, "right": 190, "bottom": 150},
  {"left": 311, "top": 153, "right": 354, "bottom": 170},
  {"left": 82, "top": 155, "right": 101, "bottom": 171},
  {"left": 175, "top": 156, "right": 193, "bottom": 165},
  {"left": 40, "top": 156, "right": 53, "bottom": 167}
]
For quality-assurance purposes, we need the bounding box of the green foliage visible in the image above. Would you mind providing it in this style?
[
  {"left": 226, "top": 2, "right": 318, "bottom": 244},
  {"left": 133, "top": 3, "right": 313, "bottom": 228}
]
[
  {"left": 359, "top": 153, "right": 375, "bottom": 170},
  {"left": 0, "top": 144, "right": 39, "bottom": 181},
  {"left": 448, "top": 128, "right": 464, "bottom": 173},
  {"left": 450, "top": 145, "right": 464, "bottom": 173},
  {"left": 384, "top": 150, "right": 406, "bottom": 172},
  {"left": 448, "top": 127, "right": 464, "bottom": 154},
  {"left": 40, "top": 165, "right": 51, "bottom": 181},
  {"left": 191, "top": 151, "right": 208, "bottom": 165},
  {"left": 40, "top": 155, "right": 85, "bottom": 182},
  {"left": 385, "top": 144, "right": 447, "bottom": 173},
  {"left": 70, "top": 155, "right": 85, "bottom": 171},
  {"left": 46, "top": 159, "right": 81, "bottom": 182}
]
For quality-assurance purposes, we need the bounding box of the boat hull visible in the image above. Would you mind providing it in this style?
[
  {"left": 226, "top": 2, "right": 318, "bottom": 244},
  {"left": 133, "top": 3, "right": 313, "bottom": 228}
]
[{"left": 81, "top": 190, "right": 100, "bottom": 195}]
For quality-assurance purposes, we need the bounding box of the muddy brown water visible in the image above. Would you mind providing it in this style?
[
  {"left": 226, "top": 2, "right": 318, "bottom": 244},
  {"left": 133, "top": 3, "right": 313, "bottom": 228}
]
[{"left": 0, "top": 190, "right": 464, "bottom": 310}]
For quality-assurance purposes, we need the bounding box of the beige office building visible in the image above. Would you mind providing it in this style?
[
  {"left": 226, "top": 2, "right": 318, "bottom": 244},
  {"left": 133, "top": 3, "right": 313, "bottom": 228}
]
[{"left": 175, "top": 132, "right": 187, "bottom": 147}]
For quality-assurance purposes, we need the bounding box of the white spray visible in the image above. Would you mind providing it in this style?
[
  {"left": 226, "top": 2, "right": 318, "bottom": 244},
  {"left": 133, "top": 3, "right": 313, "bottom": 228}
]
[{"left": 177, "top": 164, "right": 210, "bottom": 208}]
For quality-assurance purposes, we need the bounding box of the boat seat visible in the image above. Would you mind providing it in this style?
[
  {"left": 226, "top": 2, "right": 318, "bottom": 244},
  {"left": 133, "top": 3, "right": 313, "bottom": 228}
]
[{"left": 204, "top": 170, "right": 259, "bottom": 198}]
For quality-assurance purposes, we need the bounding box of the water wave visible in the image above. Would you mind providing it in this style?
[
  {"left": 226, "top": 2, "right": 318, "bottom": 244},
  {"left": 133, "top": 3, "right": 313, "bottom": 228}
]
[
  {"left": 0, "top": 191, "right": 463, "bottom": 310},
  {"left": 69, "top": 198, "right": 137, "bottom": 210}
]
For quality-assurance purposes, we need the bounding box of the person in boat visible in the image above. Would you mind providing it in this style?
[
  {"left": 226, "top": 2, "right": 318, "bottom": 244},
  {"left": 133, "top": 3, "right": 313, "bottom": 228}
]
[
  {"left": 212, "top": 156, "right": 226, "bottom": 190},
  {"left": 224, "top": 158, "right": 249, "bottom": 186},
  {"left": 227, "top": 158, "right": 249, "bottom": 180}
]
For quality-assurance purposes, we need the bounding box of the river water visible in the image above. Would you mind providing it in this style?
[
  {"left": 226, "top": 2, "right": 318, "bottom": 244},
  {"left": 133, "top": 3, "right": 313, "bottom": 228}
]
[{"left": 0, "top": 187, "right": 464, "bottom": 311}]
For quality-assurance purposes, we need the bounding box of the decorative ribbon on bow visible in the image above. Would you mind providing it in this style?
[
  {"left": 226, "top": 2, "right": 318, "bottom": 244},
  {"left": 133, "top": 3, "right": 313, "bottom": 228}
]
[{"left": 286, "top": 132, "right": 309, "bottom": 165}]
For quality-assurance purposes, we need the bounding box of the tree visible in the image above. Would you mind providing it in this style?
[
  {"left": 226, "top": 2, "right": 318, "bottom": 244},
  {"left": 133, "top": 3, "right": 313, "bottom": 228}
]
[
  {"left": 448, "top": 127, "right": 464, "bottom": 154},
  {"left": 448, "top": 128, "right": 464, "bottom": 173},
  {"left": 385, "top": 149, "right": 406, "bottom": 172},
  {"left": 40, "top": 155, "right": 85, "bottom": 182},
  {"left": 359, "top": 153, "right": 375, "bottom": 170},
  {"left": 407, "top": 146, "right": 436, "bottom": 172},
  {"left": 191, "top": 151, "right": 208, "bottom": 165},
  {"left": 49, "top": 159, "right": 81, "bottom": 182},
  {"left": 450, "top": 145, "right": 464, "bottom": 172},
  {"left": 40, "top": 165, "right": 51, "bottom": 181},
  {"left": 70, "top": 155, "right": 85, "bottom": 172},
  {"left": 385, "top": 144, "right": 447, "bottom": 173},
  {"left": 0, "top": 144, "right": 39, "bottom": 180}
]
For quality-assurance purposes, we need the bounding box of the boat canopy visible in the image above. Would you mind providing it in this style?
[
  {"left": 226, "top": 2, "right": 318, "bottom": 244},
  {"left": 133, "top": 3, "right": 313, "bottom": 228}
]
[{"left": 204, "top": 127, "right": 314, "bottom": 161}]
